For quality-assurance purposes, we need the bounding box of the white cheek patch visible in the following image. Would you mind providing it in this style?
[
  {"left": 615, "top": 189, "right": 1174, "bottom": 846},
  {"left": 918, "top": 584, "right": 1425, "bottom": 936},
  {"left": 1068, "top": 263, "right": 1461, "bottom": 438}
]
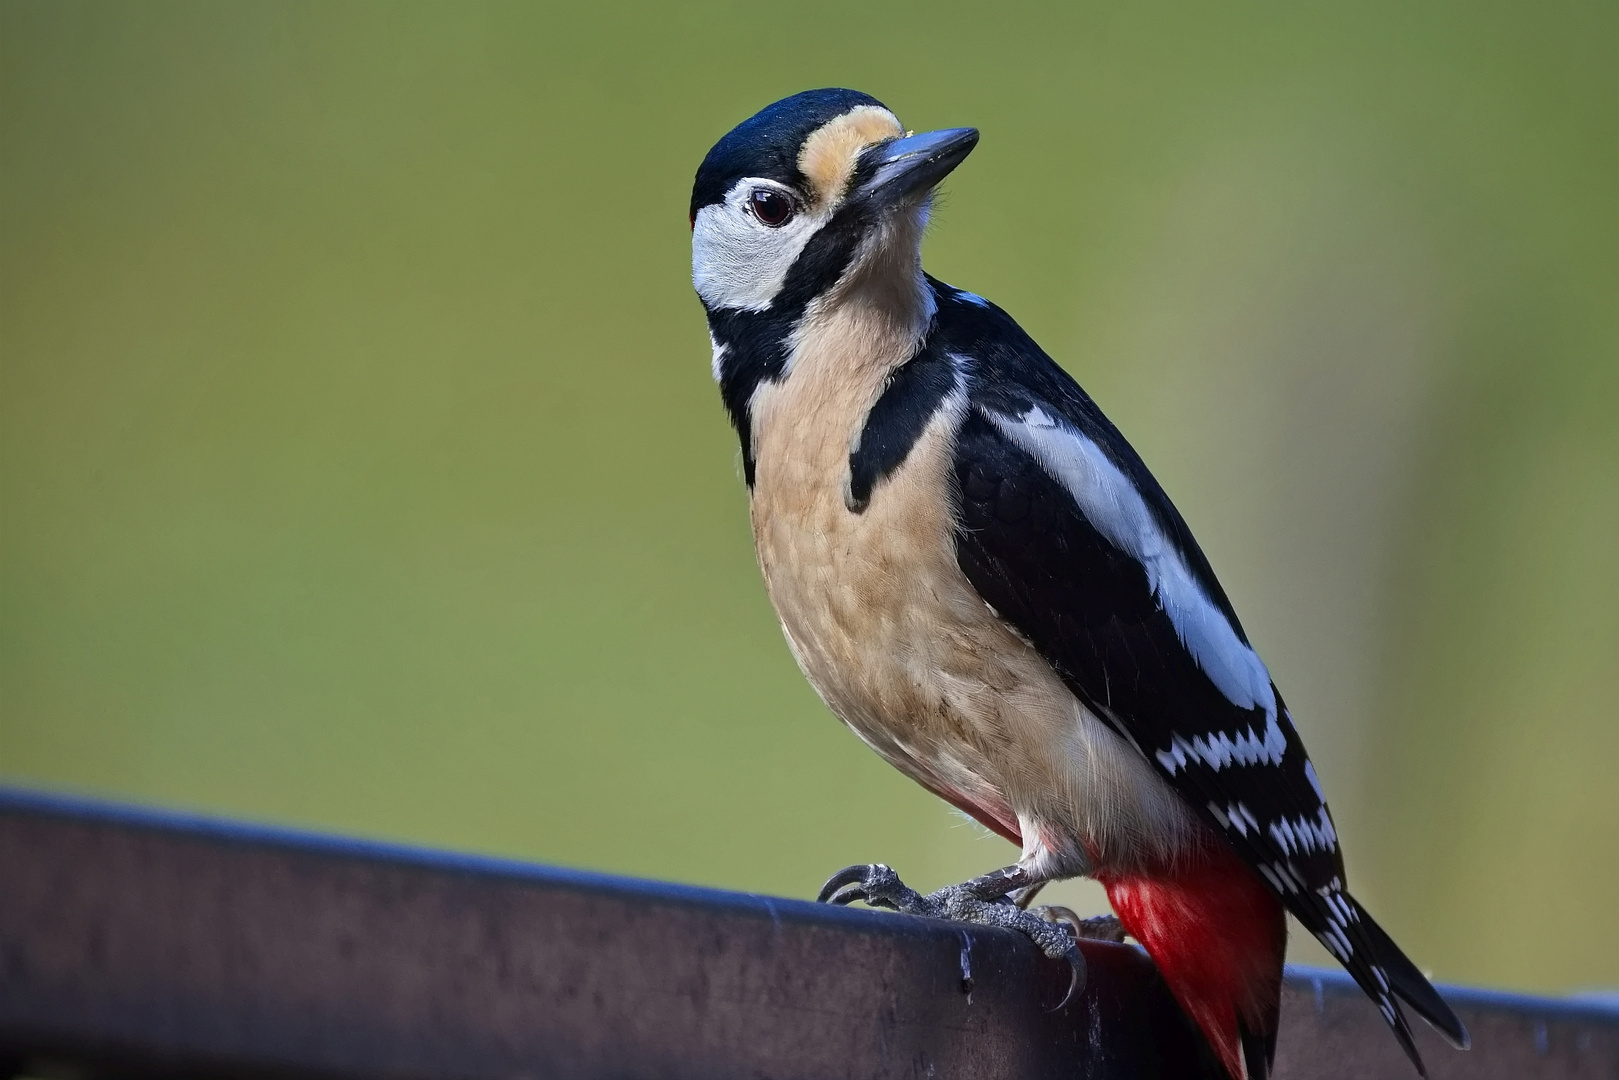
[
  {"left": 692, "top": 181, "right": 828, "bottom": 312},
  {"left": 985, "top": 405, "right": 1277, "bottom": 725}
]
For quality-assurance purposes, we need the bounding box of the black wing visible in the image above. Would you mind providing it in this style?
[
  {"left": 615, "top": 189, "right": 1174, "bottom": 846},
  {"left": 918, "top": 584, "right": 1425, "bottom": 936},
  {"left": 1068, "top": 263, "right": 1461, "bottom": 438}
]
[{"left": 926, "top": 279, "right": 1465, "bottom": 1068}]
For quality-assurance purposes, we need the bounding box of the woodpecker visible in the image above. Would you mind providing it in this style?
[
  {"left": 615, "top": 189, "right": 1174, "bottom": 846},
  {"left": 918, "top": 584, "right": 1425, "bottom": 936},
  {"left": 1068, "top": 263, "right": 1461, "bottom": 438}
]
[{"left": 689, "top": 88, "right": 1467, "bottom": 1080}]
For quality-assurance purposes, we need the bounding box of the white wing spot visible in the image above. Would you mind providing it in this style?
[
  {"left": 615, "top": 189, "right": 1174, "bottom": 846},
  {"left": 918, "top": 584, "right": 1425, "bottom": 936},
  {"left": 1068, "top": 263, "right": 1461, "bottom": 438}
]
[
  {"left": 1268, "top": 807, "right": 1339, "bottom": 856},
  {"left": 1318, "top": 924, "right": 1354, "bottom": 960},
  {"left": 1271, "top": 861, "right": 1304, "bottom": 892},
  {"left": 1155, "top": 742, "right": 1189, "bottom": 773},
  {"left": 1323, "top": 890, "right": 1357, "bottom": 926},
  {"left": 1157, "top": 717, "right": 1288, "bottom": 776},
  {"left": 1304, "top": 759, "right": 1326, "bottom": 801}
]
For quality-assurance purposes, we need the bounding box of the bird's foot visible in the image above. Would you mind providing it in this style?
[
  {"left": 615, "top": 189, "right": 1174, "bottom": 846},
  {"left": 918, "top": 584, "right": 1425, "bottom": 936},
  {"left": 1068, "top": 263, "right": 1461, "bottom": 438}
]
[
  {"left": 818, "top": 862, "right": 1085, "bottom": 1006},
  {"left": 1033, "top": 905, "right": 1128, "bottom": 944}
]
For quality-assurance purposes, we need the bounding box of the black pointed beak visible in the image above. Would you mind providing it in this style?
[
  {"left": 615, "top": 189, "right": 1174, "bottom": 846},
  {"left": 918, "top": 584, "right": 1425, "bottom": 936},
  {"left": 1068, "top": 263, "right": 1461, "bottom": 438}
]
[{"left": 852, "top": 127, "right": 979, "bottom": 208}]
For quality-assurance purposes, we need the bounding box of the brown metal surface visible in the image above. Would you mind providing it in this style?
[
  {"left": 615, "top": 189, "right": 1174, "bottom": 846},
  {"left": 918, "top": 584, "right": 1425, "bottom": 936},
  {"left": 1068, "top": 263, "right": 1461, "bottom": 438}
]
[
  {"left": 1, "top": 787, "right": 1614, "bottom": 1079},
  {"left": 1275, "top": 969, "right": 1618, "bottom": 1079}
]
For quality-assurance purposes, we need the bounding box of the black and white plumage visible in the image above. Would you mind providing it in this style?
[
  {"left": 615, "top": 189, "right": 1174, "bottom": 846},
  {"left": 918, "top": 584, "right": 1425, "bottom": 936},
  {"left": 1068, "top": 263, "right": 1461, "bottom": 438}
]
[
  {"left": 896, "top": 280, "right": 1463, "bottom": 1063},
  {"left": 690, "top": 89, "right": 1465, "bottom": 1080}
]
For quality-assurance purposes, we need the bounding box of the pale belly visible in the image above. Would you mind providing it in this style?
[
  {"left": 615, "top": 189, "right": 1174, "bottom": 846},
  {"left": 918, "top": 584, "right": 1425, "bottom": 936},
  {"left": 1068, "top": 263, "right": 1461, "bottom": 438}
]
[{"left": 747, "top": 379, "right": 1197, "bottom": 878}]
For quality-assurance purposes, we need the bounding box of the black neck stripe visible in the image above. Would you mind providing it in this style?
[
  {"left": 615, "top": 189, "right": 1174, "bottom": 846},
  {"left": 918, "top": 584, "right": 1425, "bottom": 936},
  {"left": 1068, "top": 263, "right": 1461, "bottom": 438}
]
[{"left": 704, "top": 198, "right": 876, "bottom": 485}]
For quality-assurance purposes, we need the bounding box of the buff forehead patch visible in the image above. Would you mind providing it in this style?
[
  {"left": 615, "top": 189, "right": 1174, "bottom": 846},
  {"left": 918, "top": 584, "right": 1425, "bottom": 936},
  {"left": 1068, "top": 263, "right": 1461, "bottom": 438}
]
[{"left": 797, "top": 105, "right": 905, "bottom": 208}]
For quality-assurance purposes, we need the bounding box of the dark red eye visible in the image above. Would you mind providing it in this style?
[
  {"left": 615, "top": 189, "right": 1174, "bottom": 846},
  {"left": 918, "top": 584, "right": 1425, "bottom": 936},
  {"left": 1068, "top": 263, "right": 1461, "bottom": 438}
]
[{"left": 749, "top": 188, "right": 794, "bottom": 227}]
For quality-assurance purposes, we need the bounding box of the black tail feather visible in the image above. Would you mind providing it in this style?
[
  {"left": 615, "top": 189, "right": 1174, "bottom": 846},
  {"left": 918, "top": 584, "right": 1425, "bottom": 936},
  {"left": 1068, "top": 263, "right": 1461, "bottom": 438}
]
[
  {"left": 1355, "top": 902, "right": 1471, "bottom": 1050},
  {"left": 1287, "top": 888, "right": 1468, "bottom": 1077},
  {"left": 1238, "top": 1017, "right": 1277, "bottom": 1080}
]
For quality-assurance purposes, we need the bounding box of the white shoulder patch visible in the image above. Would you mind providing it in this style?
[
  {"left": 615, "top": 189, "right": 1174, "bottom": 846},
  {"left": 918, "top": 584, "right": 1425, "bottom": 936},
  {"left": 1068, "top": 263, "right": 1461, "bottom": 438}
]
[
  {"left": 985, "top": 404, "right": 1276, "bottom": 722},
  {"left": 954, "top": 289, "right": 991, "bottom": 307},
  {"left": 1023, "top": 404, "right": 1057, "bottom": 428},
  {"left": 708, "top": 332, "right": 727, "bottom": 383}
]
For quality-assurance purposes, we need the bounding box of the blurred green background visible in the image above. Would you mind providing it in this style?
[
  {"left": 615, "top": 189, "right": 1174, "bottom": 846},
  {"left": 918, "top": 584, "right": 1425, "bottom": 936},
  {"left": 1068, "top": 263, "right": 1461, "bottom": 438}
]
[{"left": 2, "top": 1, "right": 1615, "bottom": 994}]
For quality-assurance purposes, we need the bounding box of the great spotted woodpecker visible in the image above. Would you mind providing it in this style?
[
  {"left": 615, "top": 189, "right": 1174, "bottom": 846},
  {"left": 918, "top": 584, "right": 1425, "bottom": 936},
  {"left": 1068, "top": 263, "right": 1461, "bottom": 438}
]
[{"left": 689, "top": 88, "right": 1467, "bottom": 1080}]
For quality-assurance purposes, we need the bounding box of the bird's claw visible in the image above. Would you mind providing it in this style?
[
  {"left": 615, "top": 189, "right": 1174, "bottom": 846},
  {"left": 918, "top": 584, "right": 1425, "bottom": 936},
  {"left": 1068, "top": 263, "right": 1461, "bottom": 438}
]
[
  {"left": 817, "top": 863, "right": 1086, "bottom": 1009},
  {"left": 1030, "top": 905, "right": 1128, "bottom": 1009},
  {"left": 1035, "top": 905, "right": 1128, "bottom": 944},
  {"left": 816, "top": 863, "right": 931, "bottom": 913},
  {"left": 1055, "top": 942, "right": 1086, "bottom": 1010}
]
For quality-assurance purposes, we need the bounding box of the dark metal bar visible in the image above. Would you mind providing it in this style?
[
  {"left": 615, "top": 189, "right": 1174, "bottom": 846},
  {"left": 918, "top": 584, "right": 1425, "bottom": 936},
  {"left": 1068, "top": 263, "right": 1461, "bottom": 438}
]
[{"left": 1, "top": 786, "right": 1613, "bottom": 1079}]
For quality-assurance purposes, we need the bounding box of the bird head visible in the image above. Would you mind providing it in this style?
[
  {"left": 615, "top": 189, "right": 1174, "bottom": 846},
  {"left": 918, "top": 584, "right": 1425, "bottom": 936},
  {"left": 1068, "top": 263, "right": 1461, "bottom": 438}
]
[{"left": 690, "top": 89, "right": 978, "bottom": 316}]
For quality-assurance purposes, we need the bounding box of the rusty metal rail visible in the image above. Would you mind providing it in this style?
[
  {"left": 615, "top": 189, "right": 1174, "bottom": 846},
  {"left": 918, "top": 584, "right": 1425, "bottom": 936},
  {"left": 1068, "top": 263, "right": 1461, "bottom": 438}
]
[{"left": 1, "top": 786, "right": 1614, "bottom": 1078}]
